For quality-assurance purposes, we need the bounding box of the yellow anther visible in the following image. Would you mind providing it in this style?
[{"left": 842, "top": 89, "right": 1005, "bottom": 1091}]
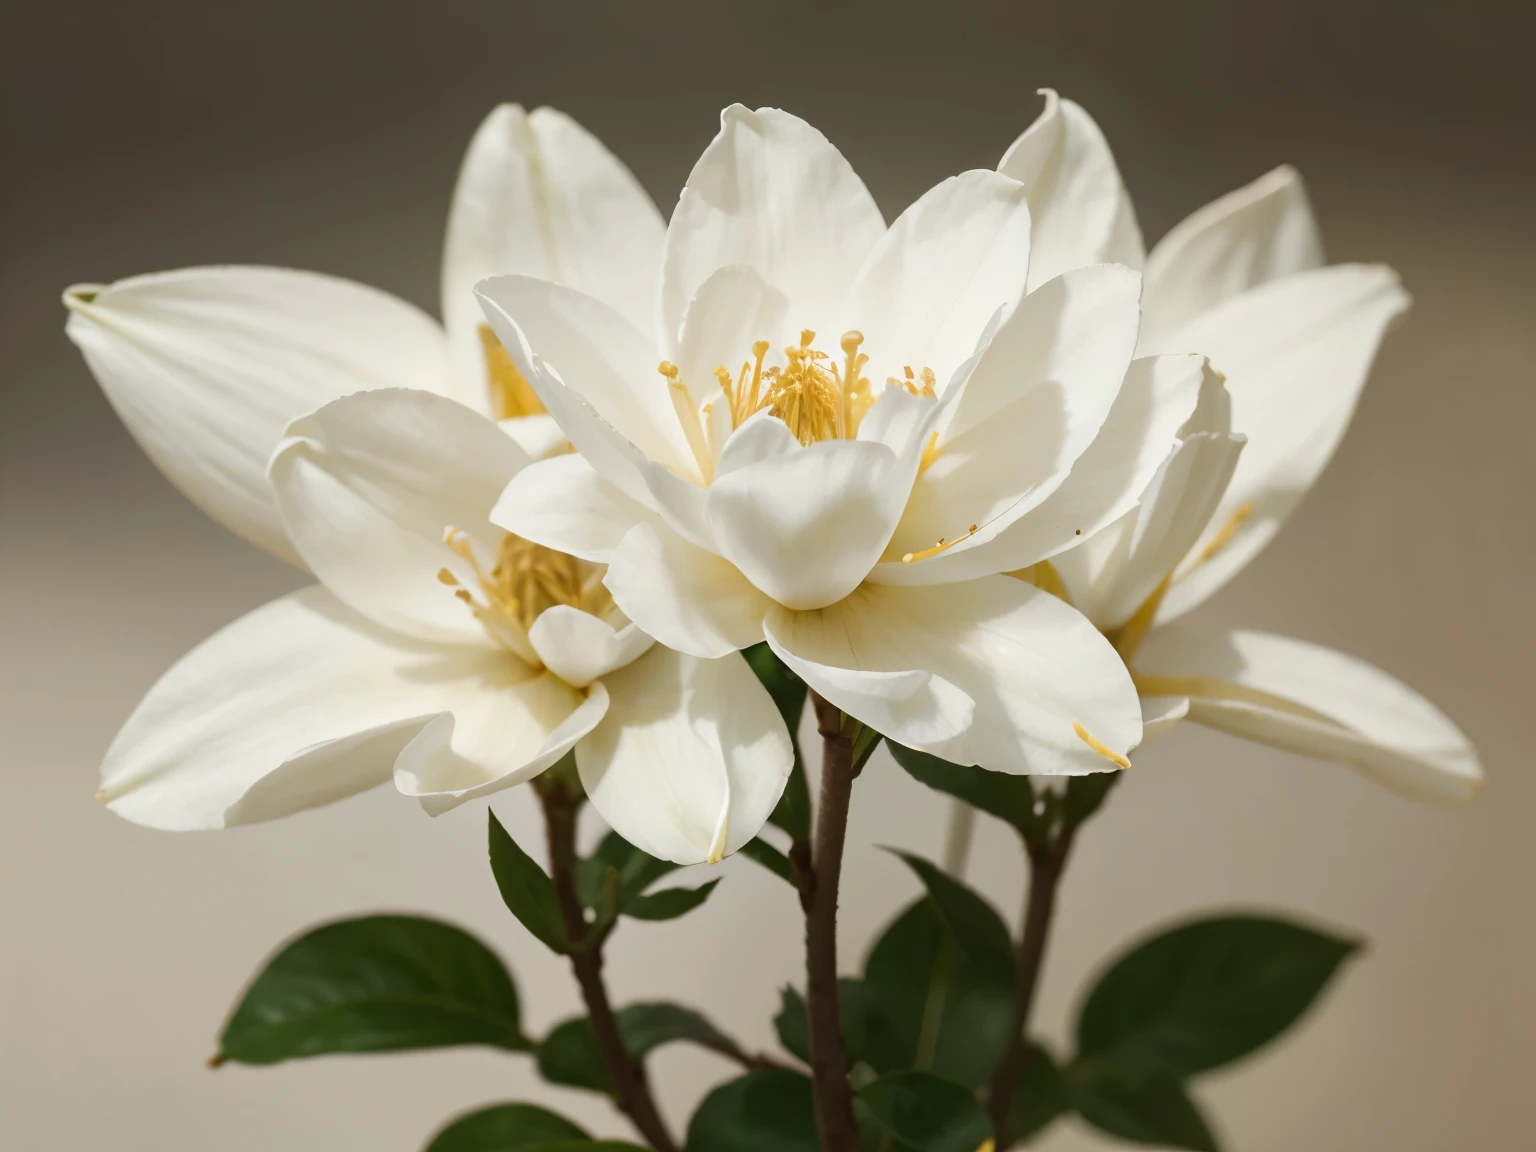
[
  {"left": 1074, "top": 722, "right": 1131, "bottom": 769},
  {"left": 436, "top": 567, "right": 460, "bottom": 586},
  {"left": 901, "top": 525, "right": 979, "bottom": 563}
]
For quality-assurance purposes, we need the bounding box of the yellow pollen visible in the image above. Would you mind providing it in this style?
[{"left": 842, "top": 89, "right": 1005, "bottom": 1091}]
[
  {"left": 901, "top": 525, "right": 979, "bottom": 564},
  {"left": 1074, "top": 722, "right": 1131, "bottom": 769},
  {"left": 477, "top": 324, "right": 547, "bottom": 419},
  {"left": 442, "top": 526, "right": 610, "bottom": 637}
]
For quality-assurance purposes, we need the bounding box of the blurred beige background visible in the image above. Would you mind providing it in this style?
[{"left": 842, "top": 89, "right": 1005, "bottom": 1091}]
[{"left": 3, "top": 1, "right": 1533, "bottom": 1148}]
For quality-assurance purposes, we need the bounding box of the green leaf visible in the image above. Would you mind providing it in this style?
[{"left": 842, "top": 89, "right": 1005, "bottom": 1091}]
[
  {"left": 217, "top": 915, "right": 528, "bottom": 1065},
  {"left": 1076, "top": 914, "right": 1360, "bottom": 1078},
  {"left": 1068, "top": 1067, "right": 1219, "bottom": 1152},
  {"left": 576, "top": 831, "right": 679, "bottom": 914},
  {"left": 685, "top": 1068, "right": 818, "bottom": 1152},
  {"left": 423, "top": 1102, "right": 587, "bottom": 1150},
  {"left": 623, "top": 879, "right": 720, "bottom": 921},
  {"left": 538, "top": 1002, "right": 740, "bottom": 1093},
  {"left": 862, "top": 899, "right": 1013, "bottom": 1088},
  {"left": 744, "top": 642, "right": 811, "bottom": 840},
  {"left": 855, "top": 1070, "right": 993, "bottom": 1152},
  {"left": 1062, "top": 771, "right": 1121, "bottom": 828},
  {"left": 889, "top": 743, "right": 1042, "bottom": 840},
  {"left": 488, "top": 810, "right": 569, "bottom": 953},
  {"left": 889, "top": 851, "right": 1017, "bottom": 986},
  {"left": 527, "top": 1144, "right": 651, "bottom": 1152},
  {"left": 739, "top": 837, "right": 794, "bottom": 883},
  {"left": 1006, "top": 1043, "right": 1070, "bottom": 1144},
  {"left": 773, "top": 979, "right": 868, "bottom": 1067}
]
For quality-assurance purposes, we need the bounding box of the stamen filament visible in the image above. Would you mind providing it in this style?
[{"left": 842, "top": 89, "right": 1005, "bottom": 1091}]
[
  {"left": 1073, "top": 722, "right": 1131, "bottom": 769},
  {"left": 658, "top": 361, "right": 714, "bottom": 482},
  {"left": 901, "top": 525, "right": 979, "bottom": 564}
]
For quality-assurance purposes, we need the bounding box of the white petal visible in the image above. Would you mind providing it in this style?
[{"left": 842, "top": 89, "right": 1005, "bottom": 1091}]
[
  {"left": 998, "top": 91, "right": 1144, "bottom": 290},
  {"left": 1142, "top": 165, "right": 1323, "bottom": 348},
  {"left": 672, "top": 263, "right": 791, "bottom": 395},
  {"left": 1139, "top": 695, "right": 1191, "bottom": 741},
  {"left": 765, "top": 579, "right": 1141, "bottom": 774},
  {"left": 851, "top": 170, "right": 1033, "bottom": 385},
  {"left": 443, "top": 104, "right": 664, "bottom": 412},
  {"left": 577, "top": 647, "right": 794, "bottom": 865},
  {"left": 527, "top": 606, "right": 654, "bottom": 689},
  {"left": 1133, "top": 627, "right": 1483, "bottom": 804},
  {"left": 63, "top": 268, "right": 456, "bottom": 564},
  {"left": 707, "top": 436, "right": 909, "bottom": 610},
  {"left": 97, "top": 586, "right": 568, "bottom": 829},
  {"left": 491, "top": 452, "right": 656, "bottom": 563},
  {"left": 879, "top": 354, "right": 1219, "bottom": 585},
  {"left": 475, "top": 275, "right": 696, "bottom": 479},
  {"left": 399, "top": 682, "right": 609, "bottom": 817},
  {"left": 1153, "top": 264, "right": 1411, "bottom": 621},
  {"left": 605, "top": 522, "right": 772, "bottom": 658},
  {"left": 269, "top": 389, "right": 526, "bottom": 646},
  {"left": 659, "top": 105, "right": 884, "bottom": 344},
  {"left": 500, "top": 414, "right": 572, "bottom": 461},
  {"left": 889, "top": 265, "right": 1142, "bottom": 562}
]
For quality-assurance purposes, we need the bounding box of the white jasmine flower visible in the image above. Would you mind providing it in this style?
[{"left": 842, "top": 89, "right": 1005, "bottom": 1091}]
[
  {"left": 93, "top": 388, "right": 791, "bottom": 863},
  {"left": 475, "top": 105, "right": 1209, "bottom": 776},
  {"left": 996, "top": 91, "right": 1482, "bottom": 802}
]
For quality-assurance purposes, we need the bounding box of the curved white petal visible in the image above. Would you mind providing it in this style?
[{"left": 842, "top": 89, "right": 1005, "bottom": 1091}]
[
  {"left": 1133, "top": 627, "right": 1483, "bottom": 804},
  {"left": 1142, "top": 165, "right": 1324, "bottom": 348},
  {"left": 605, "top": 522, "right": 772, "bottom": 658},
  {"left": 1140, "top": 694, "right": 1191, "bottom": 742},
  {"left": 577, "top": 646, "right": 793, "bottom": 865},
  {"left": 527, "top": 606, "right": 654, "bottom": 689},
  {"left": 491, "top": 452, "right": 655, "bottom": 563},
  {"left": 443, "top": 104, "right": 665, "bottom": 411},
  {"left": 879, "top": 354, "right": 1219, "bottom": 585},
  {"left": 851, "top": 170, "right": 1033, "bottom": 385},
  {"left": 659, "top": 105, "right": 885, "bottom": 345},
  {"left": 765, "top": 579, "right": 1141, "bottom": 775},
  {"left": 1153, "top": 264, "right": 1411, "bottom": 621},
  {"left": 889, "top": 265, "right": 1142, "bottom": 562},
  {"left": 475, "top": 275, "right": 696, "bottom": 479},
  {"left": 998, "top": 90, "right": 1144, "bottom": 290},
  {"left": 97, "top": 586, "right": 564, "bottom": 830},
  {"left": 63, "top": 268, "right": 456, "bottom": 564},
  {"left": 707, "top": 435, "right": 909, "bottom": 610},
  {"left": 269, "top": 389, "right": 526, "bottom": 646},
  {"left": 500, "top": 414, "right": 572, "bottom": 461},
  {"left": 673, "top": 263, "right": 792, "bottom": 399},
  {"left": 399, "top": 682, "right": 608, "bottom": 817}
]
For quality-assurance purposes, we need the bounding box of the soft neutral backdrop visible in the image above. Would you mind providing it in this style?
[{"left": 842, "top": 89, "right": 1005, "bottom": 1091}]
[{"left": 4, "top": 2, "right": 1532, "bottom": 1149}]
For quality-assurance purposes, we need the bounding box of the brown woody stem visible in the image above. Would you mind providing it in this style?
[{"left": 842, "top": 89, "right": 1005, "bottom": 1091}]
[
  {"left": 800, "top": 692, "right": 861, "bottom": 1152},
  {"left": 537, "top": 777, "right": 679, "bottom": 1152}
]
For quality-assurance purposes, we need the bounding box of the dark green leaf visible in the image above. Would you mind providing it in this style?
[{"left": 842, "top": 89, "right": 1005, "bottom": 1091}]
[
  {"left": 739, "top": 838, "right": 793, "bottom": 883},
  {"left": 525, "top": 1144, "right": 650, "bottom": 1152},
  {"left": 1006, "top": 1043, "right": 1070, "bottom": 1144},
  {"left": 685, "top": 1068, "right": 818, "bottom": 1152},
  {"left": 773, "top": 979, "right": 868, "bottom": 1067},
  {"left": 889, "top": 851, "right": 1017, "bottom": 986},
  {"left": 575, "top": 831, "right": 679, "bottom": 915},
  {"left": 889, "top": 743, "right": 1043, "bottom": 842},
  {"left": 423, "top": 1102, "right": 587, "bottom": 1151},
  {"left": 624, "top": 879, "right": 720, "bottom": 921},
  {"left": 744, "top": 642, "right": 811, "bottom": 840},
  {"left": 537, "top": 1002, "right": 740, "bottom": 1094},
  {"left": 1068, "top": 1067, "right": 1219, "bottom": 1152},
  {"left": 1063, "top": 772, "right": 1121, "bottom": 827},
  {"left": 862, "top": 899, "right": 1013, "bottom": 1087},
  {"left": 1076, "top": 914, "right": 1359, "bottom": 1078},
  {"left": 218, "top": 915, "right": 528, "bottom": 1065},
  {"left": 488, "top": 810, "right": 569, "bottom": 953},
  {"left": 855, "top": 1071, "right": 993, "bottom": 1152}
]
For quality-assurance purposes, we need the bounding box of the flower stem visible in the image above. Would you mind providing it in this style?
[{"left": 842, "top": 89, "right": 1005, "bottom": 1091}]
[
  {"left": 986, "top": 826, "right": 1076, "bottom": 1144},
  {"left": 801, "top": 692, "right": 862, "bottom": 1152},
  {"left": 537, "top": 777, "right": 679, "bottom": 1152}
]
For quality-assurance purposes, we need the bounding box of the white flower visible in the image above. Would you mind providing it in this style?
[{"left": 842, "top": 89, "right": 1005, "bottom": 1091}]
[
  {"left": 92, "top": 388, "right": 791, "bottom": 863},
  {"left": 62, "top": 104, "right": 664, "bottom": 564},
  {"left": 991, "top": 90, "right": 1482, "bottom": 803},
  {"left": 474, "top": 105, "right": 1214, "bottom": 776}
]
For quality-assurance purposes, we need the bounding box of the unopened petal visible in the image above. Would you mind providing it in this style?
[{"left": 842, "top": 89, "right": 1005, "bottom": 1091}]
[
  {"left": 492, "top": 453, "right": 657, "bottom": 563},
  {"left": 527, "top": 605, "right": 654, "bottom": 688}
]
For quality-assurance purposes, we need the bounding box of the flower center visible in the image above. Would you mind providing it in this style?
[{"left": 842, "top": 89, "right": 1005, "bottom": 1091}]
[
  {"left": 439, "top": 528, "right": 610, "bottom": 645},
  {"left": 479, "top": 324, "right": 548, "bottom": 420},
  {"left": 658, "top": 330, "right": 937, "bottom": 473}
]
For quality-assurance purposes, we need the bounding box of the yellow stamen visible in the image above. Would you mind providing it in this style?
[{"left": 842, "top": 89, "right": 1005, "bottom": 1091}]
[
  {"left": 442, "top": 525, "right": 611, "bottom": 639},
  {"left": 1074, "top": 722, "right": 1131, "bottom": 769},
  {"left": 901, "top": 525, "right": 979, "bottom": 564},
  {"left": 1107, "top": 575, "right": 1170, "bottom": 662},
  {"left": 918, "top": 430, "right": 942, "bottom": 476},
  {"left": 1174, "top": 501, "right": 1255, "bottom": 582},
  {"left": 477, "top": 324, "right": 547, "bottom": 419},
  {"left": 658, "top": 361, "right": 714, "bottom": 481}
]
